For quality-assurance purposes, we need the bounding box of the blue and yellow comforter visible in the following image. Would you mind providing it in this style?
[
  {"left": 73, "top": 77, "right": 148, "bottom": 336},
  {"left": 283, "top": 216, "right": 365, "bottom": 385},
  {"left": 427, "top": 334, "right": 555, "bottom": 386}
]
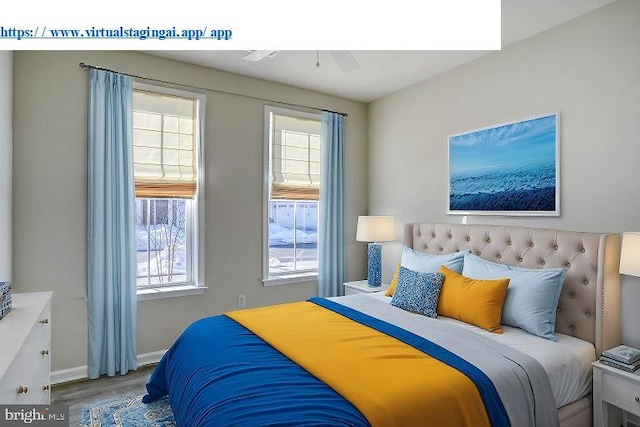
[{"left": 143, "top": 295, "right": 559, "bottom": 426}]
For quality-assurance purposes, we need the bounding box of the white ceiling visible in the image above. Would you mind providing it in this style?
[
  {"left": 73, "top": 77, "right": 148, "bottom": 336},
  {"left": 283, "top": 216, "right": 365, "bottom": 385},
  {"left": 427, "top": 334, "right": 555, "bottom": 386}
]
[{"left": 144, "top": 0, "right": 618, "bottom": 103}]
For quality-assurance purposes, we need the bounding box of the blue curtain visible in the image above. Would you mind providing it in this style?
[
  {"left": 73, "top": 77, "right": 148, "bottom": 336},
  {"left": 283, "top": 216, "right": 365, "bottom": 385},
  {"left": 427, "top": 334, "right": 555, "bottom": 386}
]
[
  {"left": 87, "top": 69, "right": 137, "bottom": 379},
  {"left": 318, "top": 112, "right": 345, "bottom": 297}
]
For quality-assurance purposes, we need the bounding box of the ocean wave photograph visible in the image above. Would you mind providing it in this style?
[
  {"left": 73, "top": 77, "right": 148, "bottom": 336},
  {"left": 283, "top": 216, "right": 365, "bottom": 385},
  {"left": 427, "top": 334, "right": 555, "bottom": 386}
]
[{"left": 448, "top": 114, "right": 558, "bottom": 214}]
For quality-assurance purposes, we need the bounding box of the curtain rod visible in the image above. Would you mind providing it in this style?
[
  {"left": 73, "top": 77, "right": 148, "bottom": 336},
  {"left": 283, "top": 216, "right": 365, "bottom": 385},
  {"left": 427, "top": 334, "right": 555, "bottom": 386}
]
[{"left": 79, "top": 62, "right": 348, "bottom": 117}]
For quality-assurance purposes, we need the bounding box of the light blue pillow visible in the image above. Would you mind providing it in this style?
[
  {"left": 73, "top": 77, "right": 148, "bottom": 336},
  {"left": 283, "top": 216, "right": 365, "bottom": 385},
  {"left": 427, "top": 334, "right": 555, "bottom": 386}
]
[
  {"left": 401, "top": 246, "right": 467, "bottom": 274},
  {"left": 462, "top": 252, "right": 567, "bottom": 340},
  {"left": 390, "top": 266, "right": 444, "bottom": 318}
]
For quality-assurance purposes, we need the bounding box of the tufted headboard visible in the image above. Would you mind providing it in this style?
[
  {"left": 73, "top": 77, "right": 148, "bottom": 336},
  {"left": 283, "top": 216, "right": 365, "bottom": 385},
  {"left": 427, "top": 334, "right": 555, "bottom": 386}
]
[{"left": 404, "top": 223, "right": 621, "bottom": 356}]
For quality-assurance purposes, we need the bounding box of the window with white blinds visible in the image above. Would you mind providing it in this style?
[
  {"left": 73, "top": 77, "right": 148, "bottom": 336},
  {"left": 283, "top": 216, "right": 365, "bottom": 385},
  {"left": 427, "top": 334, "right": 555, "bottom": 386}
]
[
  {"left": 132, "top": 84, "right": 205, "bottom": 296},
  {"left": 270, "top": 113, "right": 321, "bottom": 201},
  {"left": 264, "top": 107, "right": 321, "bottom": 282},
  {"left": 132, "top": 89, "right": 198, "bottom": 199}
]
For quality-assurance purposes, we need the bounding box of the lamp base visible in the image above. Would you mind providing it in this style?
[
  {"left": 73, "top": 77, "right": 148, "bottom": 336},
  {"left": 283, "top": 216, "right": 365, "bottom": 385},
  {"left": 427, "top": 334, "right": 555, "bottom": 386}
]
[{"left": 367, "top": 242, "right": 382, "bottom": 287}]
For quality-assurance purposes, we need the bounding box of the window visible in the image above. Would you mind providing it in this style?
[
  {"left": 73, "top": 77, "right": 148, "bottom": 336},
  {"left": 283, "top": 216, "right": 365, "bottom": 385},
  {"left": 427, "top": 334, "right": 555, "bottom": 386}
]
[
  {"left": 133, "top": 84, "right": 205, "bottom": 296},
  {"left": 264, "top": 106, "right": 321, "bottom": 283}
]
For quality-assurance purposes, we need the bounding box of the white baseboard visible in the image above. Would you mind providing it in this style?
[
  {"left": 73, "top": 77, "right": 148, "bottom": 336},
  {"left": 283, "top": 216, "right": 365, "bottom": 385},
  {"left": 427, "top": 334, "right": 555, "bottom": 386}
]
[
  {"left": 50, "top": 366, "right": 87, "bottom": 385},
  {"left": 136, "top": 350, "right": 166, "bottom": 368},
  {"left": 51, "top": 350, "right": 167, "bottom": 385}
]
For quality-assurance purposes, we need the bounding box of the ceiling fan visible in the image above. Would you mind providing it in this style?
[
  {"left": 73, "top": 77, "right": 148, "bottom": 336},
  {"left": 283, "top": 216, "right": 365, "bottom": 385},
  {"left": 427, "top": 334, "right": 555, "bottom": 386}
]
[{"left": 242, "top": 50, "right": 361, "bottom": 73}]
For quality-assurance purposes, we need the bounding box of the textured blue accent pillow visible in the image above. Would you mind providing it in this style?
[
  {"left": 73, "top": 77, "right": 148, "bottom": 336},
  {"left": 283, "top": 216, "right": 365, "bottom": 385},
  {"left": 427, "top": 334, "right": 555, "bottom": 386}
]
[
  {"left": 401, "top": 246, "right": 467, "bottom": 274},
  {"left": 390, "top": 266, "right": 445, "bottom": 318},
  {"left": 462, "top": 252, "right": 567, "bottom": 340}
]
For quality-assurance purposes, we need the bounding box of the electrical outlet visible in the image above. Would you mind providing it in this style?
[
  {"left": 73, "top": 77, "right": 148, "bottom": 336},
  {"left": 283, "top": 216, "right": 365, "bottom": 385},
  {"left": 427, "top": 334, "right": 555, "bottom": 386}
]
[{"left": 237, "top": 294, "right": 246, "bottom": 308}]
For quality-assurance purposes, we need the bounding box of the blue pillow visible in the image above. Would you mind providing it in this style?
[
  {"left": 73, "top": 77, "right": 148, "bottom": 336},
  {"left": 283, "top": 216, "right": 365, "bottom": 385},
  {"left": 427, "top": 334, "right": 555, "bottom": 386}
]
[
  {"left": 401, "top": 246, "right": 467, "bottom": 274},
  {"left": 462, "top": 252, "right": 567, "bottom": 340},
  {"left": 390, "top": 266, "right": 444, "bottom": 318}
]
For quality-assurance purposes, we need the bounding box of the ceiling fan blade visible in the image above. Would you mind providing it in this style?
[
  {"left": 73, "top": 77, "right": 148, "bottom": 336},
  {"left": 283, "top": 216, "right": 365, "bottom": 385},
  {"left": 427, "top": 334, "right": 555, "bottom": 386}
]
[
  {"left": 330, "top": 51, "right": 360, "bottom": 73},
  {"left": 242, "top": 50, "right": 279, "bottom": 62}
]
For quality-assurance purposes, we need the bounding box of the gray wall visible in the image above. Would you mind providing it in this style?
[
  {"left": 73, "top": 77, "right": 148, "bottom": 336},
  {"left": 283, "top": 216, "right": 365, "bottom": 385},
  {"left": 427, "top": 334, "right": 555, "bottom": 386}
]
[
  {"left": 12, "top": 51, "right": 368, "bottom": 371},
  {"left": 368, "top": 0, "right": 640, "bottom": 280},
  {"left": 368, "top": 0, "right": 640, "bottom": 346},
  {"left": 0, "top": 51, "right": 12, "bottom": 282}
]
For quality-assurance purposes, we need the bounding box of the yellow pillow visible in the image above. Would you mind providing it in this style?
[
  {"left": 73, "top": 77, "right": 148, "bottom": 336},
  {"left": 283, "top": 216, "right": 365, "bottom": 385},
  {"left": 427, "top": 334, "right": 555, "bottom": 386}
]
[
  {"left": 385, "top": 263, "right": 401, "bottom": 296},
  {"left": 437, "top": 265, "right": 510, "bottom": 333}
]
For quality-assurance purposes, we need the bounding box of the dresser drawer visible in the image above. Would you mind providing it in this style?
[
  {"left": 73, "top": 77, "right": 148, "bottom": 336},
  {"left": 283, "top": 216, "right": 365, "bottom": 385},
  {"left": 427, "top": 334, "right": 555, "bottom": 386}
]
[
  {"left": 0, "top": 355, "right": 28, "bottom": 403},
  {"left": 602, "top": 370, "right": 640, "bottom": 416},
  {"left": 0, "top": 297, "right": 52, "bottom": 405},
  {"left": 0, "top": 368, "right": 19, "bottom": 404},
  {"left": 29, "top": 300, "right": 52, "bottom": 349},
  {"left": 30, "top": 336, "right": 51, "bottom": 404},
  {"left": 0, "top": 338, "right": 51, "bottom": 404},
  {"left": 38, "top": 381, "right": 51, "bottom": 404},
  {"left": 16, "top": 340, "right": 51, "bottom": 405}
]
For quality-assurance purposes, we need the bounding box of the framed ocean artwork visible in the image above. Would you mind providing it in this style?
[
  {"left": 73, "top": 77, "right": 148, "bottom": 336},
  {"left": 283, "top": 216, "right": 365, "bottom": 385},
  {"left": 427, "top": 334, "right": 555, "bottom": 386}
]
[{"left": 447, "top": 113, "right": 559, "bottom": 216}]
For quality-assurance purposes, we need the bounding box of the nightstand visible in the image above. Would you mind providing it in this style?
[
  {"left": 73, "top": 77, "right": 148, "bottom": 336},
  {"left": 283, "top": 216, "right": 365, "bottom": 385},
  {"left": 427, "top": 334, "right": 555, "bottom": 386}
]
[
  {"left": 343, "top": 280, "right": 389, "bottom": 296},
  {"left": 593, "top": 360, "right": 640, "bottom": 427}
]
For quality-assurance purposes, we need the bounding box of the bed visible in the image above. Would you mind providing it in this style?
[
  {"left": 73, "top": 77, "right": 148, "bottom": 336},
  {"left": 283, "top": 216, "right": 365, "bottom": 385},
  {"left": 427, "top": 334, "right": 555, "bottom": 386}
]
[{"left": 143, "top": 223, "right": 621, "bottom": 427}]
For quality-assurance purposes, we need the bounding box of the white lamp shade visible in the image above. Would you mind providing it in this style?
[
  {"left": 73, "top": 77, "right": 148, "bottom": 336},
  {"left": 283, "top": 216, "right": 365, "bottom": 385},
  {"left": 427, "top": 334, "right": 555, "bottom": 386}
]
[
  {"left": 620, "top": 232, "right": 640, "bottom": 277},
  {"left": 356, "top": 216, "right": 395, "bottom": 242}
]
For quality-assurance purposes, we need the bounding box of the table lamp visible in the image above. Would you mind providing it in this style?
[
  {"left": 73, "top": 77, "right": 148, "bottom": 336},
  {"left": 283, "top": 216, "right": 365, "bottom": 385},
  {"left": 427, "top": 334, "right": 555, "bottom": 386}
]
[
  {"left": 356, "top": 216, "right": 395, "bottom": 287},
  {"left": 620, "top": 232, "right": 640, "bottom": 277},
  {"left": 619, "top": 232, "right": 640, "bottom": 350}
]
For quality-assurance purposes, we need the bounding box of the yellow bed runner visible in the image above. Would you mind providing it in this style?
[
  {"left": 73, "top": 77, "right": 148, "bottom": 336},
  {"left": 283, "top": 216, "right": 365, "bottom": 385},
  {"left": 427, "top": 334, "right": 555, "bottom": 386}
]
[{"left": 227, "top": 301, "right": 491, "bottom": 427}]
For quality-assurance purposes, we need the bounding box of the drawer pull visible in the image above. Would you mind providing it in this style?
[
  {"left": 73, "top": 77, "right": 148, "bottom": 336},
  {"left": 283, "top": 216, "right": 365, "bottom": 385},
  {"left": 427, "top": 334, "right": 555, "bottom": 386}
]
[
  {"left": 43, "top": 385, "right": 50, "bottom": 391},
  {"left": 41, "top": 349, "right": 49, "bottom": 356},
  {"left": 636, "top": 396, "right": 639, "bottom": 402},
  {"left": 18, "top": 386, "right": 28, "bottom": 394},
  {"left": 39, "top": 318, "right": 49, "bottom": 324}
]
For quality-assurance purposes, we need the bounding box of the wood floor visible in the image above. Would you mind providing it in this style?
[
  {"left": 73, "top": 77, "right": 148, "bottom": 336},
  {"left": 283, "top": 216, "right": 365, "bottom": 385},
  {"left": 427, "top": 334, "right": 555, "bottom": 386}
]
[{"left": 51, "top": 365, "right": 156, "bottom": 426}]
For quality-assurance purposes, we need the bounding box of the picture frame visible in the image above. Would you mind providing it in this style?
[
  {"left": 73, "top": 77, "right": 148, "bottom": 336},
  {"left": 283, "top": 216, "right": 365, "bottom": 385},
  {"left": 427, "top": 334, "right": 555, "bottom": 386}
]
[{"left": 447, "top": 113, "right": 559, "bottom": 216}]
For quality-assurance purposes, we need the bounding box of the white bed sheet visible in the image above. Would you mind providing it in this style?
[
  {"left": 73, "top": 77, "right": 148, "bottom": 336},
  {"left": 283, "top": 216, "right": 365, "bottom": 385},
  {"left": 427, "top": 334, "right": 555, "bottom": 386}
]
[{"left": 367, "top": 292, "right": 596, "bottom": 408}]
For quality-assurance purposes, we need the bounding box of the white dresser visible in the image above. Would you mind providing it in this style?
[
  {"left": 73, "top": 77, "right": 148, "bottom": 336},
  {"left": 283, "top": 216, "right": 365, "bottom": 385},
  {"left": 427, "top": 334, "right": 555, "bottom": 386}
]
[{"left": 0, "top": 291, "right": 52, "bottom": 404}]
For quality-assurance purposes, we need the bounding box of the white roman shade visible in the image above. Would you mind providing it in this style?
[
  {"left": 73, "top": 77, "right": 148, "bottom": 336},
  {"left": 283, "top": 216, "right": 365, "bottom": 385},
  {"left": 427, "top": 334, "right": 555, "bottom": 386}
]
[
  {"left": 271, "top": 114, "right": 321, "bottom": 201},
  {"left": 133, "top": 90, "right": 198, "bottom": 199}
]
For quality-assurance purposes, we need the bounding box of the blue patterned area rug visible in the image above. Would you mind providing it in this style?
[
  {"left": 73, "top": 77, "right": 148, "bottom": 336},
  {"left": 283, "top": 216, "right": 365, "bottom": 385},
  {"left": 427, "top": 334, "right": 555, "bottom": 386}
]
[{"left": 81, "top": 394, "right": 175, "bottom": 427}]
